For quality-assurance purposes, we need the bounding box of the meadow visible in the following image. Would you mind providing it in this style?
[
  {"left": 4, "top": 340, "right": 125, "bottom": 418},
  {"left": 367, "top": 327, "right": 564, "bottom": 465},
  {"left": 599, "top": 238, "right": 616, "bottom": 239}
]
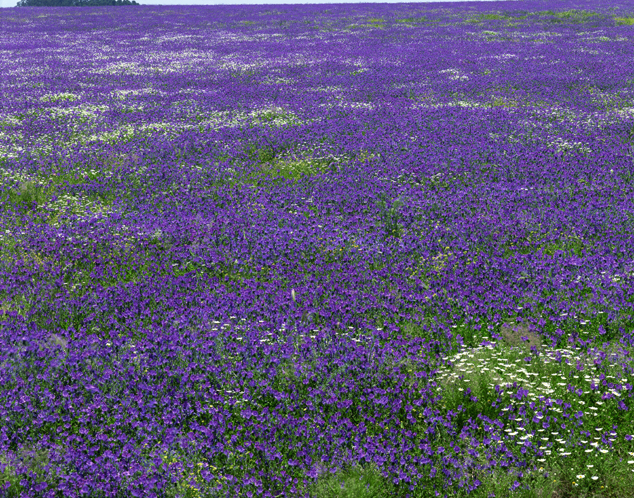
[{"left": 2, "top": 0, "right": 634, "bottom": 496}]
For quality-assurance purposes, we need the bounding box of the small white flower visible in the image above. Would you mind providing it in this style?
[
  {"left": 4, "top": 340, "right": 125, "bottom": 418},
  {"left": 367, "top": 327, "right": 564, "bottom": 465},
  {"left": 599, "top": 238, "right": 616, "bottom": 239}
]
[
  {"left": 591, "top": 476, "right": 598, "bottom": 480},
  {"left": 587, "top": 465, "right": 594, "bottom": 468},
  {"left": 576, "top": 474, "right": 585, "bottom": 479}
]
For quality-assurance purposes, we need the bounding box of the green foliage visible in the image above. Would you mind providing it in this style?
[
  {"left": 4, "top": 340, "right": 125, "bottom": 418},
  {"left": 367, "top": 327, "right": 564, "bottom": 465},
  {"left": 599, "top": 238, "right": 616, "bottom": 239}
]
[
  {"left": 0, "top": 445, "right": 67, "bottom": 498},
  {"left": 6, "top": 181, "right": 49, "bottom": 210},
  {"left": 376, "top": 193, "right": 404, "bottom": 240},
  {"left": 491, "top": 97, "right": 519, "bottom": 108},
  {"left": 480, "top": 14, "right": 506, "bottom": 20},
  {"left": 257, "top": 146, "right": 276, "bottom": 163},
  {"left": 465, "top": 466, "right": 558, "bottom": 498},
  {"left": 551, "top": 9, "right": 601, "bottom": 21},
  {"left": 305, "top": 462, "right": 392, "bottom": 498},
  {"left": 499, "top": 226, "right": 592, "bottom": 260},
  {"left": 447, "top": 375, "right": 502, "bottom": 434},
  {"left": 615, "top": 16, "right": 634, "bottom": 26},
  {"left": 362, "top": 18, "right": 385, "bottom": 29}
]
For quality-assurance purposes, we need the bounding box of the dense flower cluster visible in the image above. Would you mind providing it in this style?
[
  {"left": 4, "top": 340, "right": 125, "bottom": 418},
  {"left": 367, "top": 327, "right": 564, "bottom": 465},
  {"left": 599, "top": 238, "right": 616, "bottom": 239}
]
[{"left": 1, "top": 1, "right": 634, "bottom": 496}]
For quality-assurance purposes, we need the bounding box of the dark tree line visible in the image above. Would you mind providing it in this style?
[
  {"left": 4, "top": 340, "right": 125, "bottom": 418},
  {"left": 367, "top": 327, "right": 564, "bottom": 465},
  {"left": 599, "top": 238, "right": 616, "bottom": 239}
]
[{"left": 17, "top": 0, "right": 138, "bottom": 6}]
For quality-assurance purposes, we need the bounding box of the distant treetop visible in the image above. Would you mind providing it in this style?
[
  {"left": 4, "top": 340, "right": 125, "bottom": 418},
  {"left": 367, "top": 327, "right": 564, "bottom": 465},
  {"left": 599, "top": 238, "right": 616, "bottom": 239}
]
[{"left": 17, "top": 0, "right": 139, "bottom": 6}]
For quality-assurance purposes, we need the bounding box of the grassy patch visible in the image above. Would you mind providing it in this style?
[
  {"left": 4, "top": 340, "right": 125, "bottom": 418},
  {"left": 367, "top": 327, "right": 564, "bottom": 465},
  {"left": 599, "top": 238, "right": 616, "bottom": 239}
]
[
  {"left": 491, "top": 97, "right": 520, "bottom": 108},
  {"left": 304, "top": 462, "right": 392, "bottom": 498},
  {"left": 615, "top": 16, "right": 634, "bottom": 26},
  {"left": 226, "top": 146, "right": 378, "bottom": 187},
  {"left": 395, "top": 16, "right": 433, "bottom": 24},
  {"left": 0, "top": 152, "right": 136, "bottom": 221},
  {"left": 499, "top": 226, "right": 593, "bottom": 259}
]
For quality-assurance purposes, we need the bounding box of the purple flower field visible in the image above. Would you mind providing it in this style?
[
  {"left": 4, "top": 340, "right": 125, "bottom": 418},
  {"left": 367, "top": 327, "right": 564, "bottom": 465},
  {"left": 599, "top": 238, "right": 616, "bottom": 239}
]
[{"left": 2, "top": 1, "right": 634, "bottom": 496}]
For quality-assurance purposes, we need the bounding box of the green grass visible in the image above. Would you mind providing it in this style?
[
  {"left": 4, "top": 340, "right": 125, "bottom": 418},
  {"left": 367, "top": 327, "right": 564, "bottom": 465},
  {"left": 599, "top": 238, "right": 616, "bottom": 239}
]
[
  {"left": 216, "top": 147, "right": 378, "bottom": 188},
  {"left": 615, "top": 17, "right": 634, "bottom": 26}
]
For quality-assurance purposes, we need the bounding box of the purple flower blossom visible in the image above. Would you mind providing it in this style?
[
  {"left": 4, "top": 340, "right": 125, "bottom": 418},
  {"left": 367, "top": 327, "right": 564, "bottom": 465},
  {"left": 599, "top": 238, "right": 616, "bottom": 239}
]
[{"left": 0, "top": 4, "right": 632, "bottom": 497}]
